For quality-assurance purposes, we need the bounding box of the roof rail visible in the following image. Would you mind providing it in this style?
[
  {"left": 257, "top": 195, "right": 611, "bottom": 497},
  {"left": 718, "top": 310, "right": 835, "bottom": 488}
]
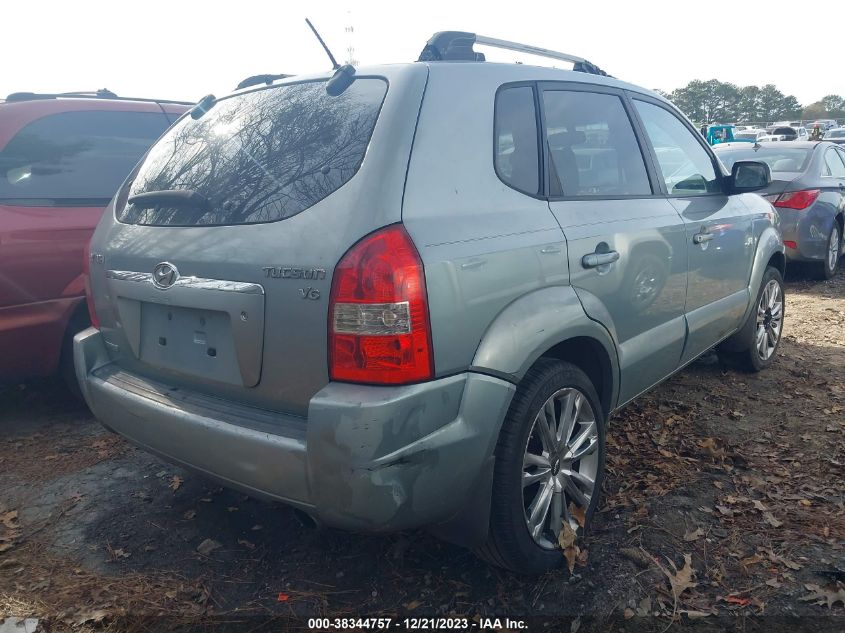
[
  {"left": 235, "top": 73, "right": 293, "bottom": 90},
  {"left": 417, "top": 31, "right": 611, "bottom": 77},
  {"left": 4, "top": 89, "right": 193, "bottom": 106}
]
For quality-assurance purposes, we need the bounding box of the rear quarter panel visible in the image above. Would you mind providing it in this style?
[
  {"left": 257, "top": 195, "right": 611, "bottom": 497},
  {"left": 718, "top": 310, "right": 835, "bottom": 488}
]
[{"left": 401, "top": 64, "right": 568, "bottom": 378}]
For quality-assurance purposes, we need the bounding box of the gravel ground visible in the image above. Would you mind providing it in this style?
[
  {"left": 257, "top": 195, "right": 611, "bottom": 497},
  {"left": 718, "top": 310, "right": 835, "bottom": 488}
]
[{"left": 1, "top": 267, "right": 843, "bottom": 633}]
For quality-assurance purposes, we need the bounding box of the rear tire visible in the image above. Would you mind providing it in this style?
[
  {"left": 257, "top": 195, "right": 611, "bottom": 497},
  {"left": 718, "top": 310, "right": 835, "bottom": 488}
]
[
  {"left": 814, "top": 223, "right": 840, "bottom": 280},
  {"left": 717, "top": 266, "right": 784, "bottom": 372},
  {"left": 475, "top": 359, "right": 606, "bottom": 574}
]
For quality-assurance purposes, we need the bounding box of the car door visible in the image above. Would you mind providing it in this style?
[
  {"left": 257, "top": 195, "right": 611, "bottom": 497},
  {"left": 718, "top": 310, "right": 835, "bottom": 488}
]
[
  {"left": 630, "top": 97, "right": 754, "bottom": 364},
  {"left": 541, "top": 84, "right": 688, "bottom": 404}
]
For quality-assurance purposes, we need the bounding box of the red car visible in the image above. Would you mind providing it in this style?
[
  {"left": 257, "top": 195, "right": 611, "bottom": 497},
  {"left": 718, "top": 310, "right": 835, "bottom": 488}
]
[{"left": 0, "top": 90, "right": 190, "bottom": 388}]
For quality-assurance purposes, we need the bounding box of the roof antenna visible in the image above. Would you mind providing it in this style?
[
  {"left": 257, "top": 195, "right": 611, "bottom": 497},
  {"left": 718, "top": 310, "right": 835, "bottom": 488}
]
[
  {"left": 305, "top": 17, "right": 356, "bottom": 96},
  {"left": 305, "top": 18, "right": 340, "bottom": 70}
]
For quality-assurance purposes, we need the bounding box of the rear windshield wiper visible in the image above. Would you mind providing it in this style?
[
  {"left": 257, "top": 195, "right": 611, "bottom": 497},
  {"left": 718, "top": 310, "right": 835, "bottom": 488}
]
[{"left": 128, "top": 189, "right": 211, "bottom": 211}]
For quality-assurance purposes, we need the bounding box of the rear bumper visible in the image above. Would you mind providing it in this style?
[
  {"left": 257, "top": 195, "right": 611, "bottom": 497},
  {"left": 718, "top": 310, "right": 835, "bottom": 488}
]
[
  {"left": 779, "top": 209, "right": 837, "bottom": 263},
  {"left": 74, "top": 328, "right": 515, "bottom": 540}
]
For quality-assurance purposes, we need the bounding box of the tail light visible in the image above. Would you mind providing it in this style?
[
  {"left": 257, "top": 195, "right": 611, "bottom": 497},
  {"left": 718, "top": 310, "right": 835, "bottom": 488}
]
[
  {"left": 329, "top": 224, "right": 433, "bottom": 385},
  {"left": 773, "top": 189, "right": 820, "bottom": 210},
  {"left": 783, "top": 240, "right": 797, "bottom": 249},
  {"left": 82, "top": 239, "right": 100, "bottom": 329}
]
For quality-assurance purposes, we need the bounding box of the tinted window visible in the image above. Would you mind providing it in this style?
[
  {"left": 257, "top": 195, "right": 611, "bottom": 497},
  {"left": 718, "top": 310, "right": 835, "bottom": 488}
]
[
  {"left": 543, "top": 91, "right": 650, "bottom": 197},
  {"left": 119, "top": 79, "right": 387, "bottom": 226},
  {"left": 494, "top": 86, "right": 540, "bottom": 195},
  {"left": 0, "top": 111, "right": 170, "bottom": 204},
  {"left": 634, "top": 100, "right": 721, "bottom": 195},
  {"left": 714, "top": 147, "right": 812, "bottom": 172},
  {"left": 822, "top": 148, "right": 845, "bottom": 178},
  {"left": 825, "top": 129, "right": 845, "bottom": 139}
]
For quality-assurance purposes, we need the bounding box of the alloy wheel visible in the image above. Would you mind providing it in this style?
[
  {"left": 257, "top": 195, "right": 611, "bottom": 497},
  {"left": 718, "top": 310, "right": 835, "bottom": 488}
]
[
  {"left": 828, "top": 226, "right": 840, "bottom": 274},
  {"left": 755, "top": 279, "right": 783, "bottom": 361},
  {"left": 522, "top": 388, "right": 599, "bottom": 549}
]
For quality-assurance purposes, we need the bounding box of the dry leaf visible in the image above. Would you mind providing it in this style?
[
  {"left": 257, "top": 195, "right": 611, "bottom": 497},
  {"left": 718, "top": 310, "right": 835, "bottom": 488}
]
[
  {"left": 558, "top": 521, "right": 579, "bottom": 573},
  {"left": 724, "top": 595, "right": 750, "bottom": 607},
  {"left": 801, "top": 584, "right": 845, "bottom": 609},
  {"left": 683, "top": 527, "right": 705, "bottom": 542},
  {"left": 0, "top": 511, "right": 18, "bottom": 529},
  {"left": 568, "top": 502, "right": 586, "bottom": 529},
  {"left": 226, "top": 506, "right": 239, "bottom": 512},
  {"left": 661, "top": 553, "right": 697, "bottom": 600},
  {"left": 237, "top": 539, "right": 255, "bottom": 550},
  {"left": 741, "top": 553, "right": 765, "bottom": 567},
  {"left": 404, "top": 600, "right": 422, "bottom": 611},
  {"left": 183, "top": 509, "right": 196, "bottom": 520},
  {"left": 196, "top": 538, "right": 221, "bottom": 556},
  {"left": 75, "top": 609, "right": 109, "bottom": 625},
  {"left": 169, "top": 475, "right": 183, "bottom": 492},
  {"left": 623, "top": 608, "right": 635, "bottom": 619},
  {"left": 752, "top": 500, "right": 767, "bottom": 511},
  {"left": 251, "top": 524, "right": 263, "bottom": 531},
  {"left": 766, "top": 578, "right": 782, "bottom": 588},
  {"left": 763, "top": 512, "right": 783, "bottom": 528}
]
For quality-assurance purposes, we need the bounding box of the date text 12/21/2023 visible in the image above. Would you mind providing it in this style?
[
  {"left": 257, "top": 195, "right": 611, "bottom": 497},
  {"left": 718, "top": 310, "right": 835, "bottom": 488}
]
[{"left": 306, "top": 617, "right": 528, "bottom": 630}]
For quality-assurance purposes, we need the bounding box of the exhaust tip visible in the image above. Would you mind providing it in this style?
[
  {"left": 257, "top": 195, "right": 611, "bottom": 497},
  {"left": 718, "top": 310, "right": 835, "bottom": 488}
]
[{"left": 292, "top": 508, "right": 321, "bottom": 530}]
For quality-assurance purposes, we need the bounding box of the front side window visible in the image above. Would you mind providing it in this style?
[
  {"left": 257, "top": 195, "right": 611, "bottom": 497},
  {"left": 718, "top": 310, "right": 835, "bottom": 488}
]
[
  {"left": 542, "top": 90, "right": 651, "bottom": 198},
  {"left": 822, "top": 148, "right": 845, "bottom": 178},
  {"left": 119, "top": 79, "right": 388, "bottom": 226},
  {"left": 0, "top": 111, "right": 171, "bottom": 205},
  {"left": 494, "top": 86, "right": 540, "bottom": 195},
  {"left": 634, "top": 100, "right": 722, "bottom": 195}
]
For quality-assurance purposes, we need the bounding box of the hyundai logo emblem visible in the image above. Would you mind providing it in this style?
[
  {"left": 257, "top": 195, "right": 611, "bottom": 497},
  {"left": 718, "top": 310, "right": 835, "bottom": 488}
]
[{"left": 152, "top": 262, "right": 179, "bottom": 289}]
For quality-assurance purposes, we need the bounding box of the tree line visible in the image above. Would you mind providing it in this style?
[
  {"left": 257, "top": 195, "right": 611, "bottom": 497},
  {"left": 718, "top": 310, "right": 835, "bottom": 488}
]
[{"left": 657, "top": 79, "right": 845, "bottom": 124}]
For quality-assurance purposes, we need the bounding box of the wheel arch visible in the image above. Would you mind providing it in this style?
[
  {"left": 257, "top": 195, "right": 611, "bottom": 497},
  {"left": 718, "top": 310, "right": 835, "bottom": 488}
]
[{"left": 470, "top": 285, "right": 620, "bottom": 416}]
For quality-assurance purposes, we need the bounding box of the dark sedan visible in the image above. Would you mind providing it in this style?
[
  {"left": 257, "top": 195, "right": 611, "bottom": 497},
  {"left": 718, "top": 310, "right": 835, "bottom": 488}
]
[{"left": 715, "top": 141, "right": 845, "bottom": 279}]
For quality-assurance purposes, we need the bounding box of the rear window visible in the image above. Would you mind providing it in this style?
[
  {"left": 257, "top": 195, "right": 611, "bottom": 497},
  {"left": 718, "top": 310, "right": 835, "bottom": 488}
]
[
  {"left": 119, "top": 79, "right": 388, "bottom": 226},
  {"left": 0, "top": 111, "right": 171, "bottom": 205},
  {"left": 715, "top": 147, "right": 812, "bottom": 172}
]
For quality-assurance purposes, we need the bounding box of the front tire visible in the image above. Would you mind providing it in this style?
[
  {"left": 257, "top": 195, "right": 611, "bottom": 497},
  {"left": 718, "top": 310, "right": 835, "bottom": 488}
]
[
  {"left": 476, "top": 359, "right": 606, "bottom": 574},
  {"left": 718, "top": 266, "right": 784, "bottom": 372}
]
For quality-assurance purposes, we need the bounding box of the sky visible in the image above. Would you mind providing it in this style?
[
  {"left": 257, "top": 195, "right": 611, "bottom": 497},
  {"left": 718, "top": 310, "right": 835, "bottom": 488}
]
[{"left": 3, "top": 0, "right": 842, "bottom": 107}]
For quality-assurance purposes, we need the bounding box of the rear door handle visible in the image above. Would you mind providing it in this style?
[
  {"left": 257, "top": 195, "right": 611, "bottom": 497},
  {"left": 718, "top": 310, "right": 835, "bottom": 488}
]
[
  {"left": 693, "top": 232, "right": 714, "bottom": 244},
  {"left": 582, "top": 250, "right": 620, "bottom": 269}
]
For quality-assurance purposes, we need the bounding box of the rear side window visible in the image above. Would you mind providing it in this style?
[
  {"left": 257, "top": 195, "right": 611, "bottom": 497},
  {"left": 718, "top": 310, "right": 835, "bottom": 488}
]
[
  {"left": 822, "top": 148, "right": 845, "bottom": 178},
  {"left": 634, "top": 100, "right": 721, "bottom": 195},
  {"left": 494, "top": 86, "right": 540, "bottom": 195},
  {"left": 542, "top": 90, "right": 651, "bottom": 197},
  {"left": 119, "top": 79, "right": 388, "bottom": 226},
  {"left": 0, "top": 111, "right": 171, "bottom": 205}
]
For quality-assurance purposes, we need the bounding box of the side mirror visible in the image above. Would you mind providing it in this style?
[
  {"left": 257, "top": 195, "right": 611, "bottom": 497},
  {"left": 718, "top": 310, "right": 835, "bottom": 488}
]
[{"left": 730, "top": 160, "right": 771, "bottom": 193}]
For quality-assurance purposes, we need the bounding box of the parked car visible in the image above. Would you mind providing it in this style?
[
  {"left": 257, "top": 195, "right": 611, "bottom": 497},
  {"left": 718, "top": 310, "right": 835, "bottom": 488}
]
[
  {"left": 823, "top": 128, "right": 845, "bottom": 145},
  {"left": 759, "top": 134, "right": 788, "bottom": 142},
  {"left": 75, "top": 32, "right": 784, "bottom": 574},
  {"left": 0, "top": 90, "right": 190, "bottom": 388},
  {"left": 764, "top": 126, "right": 808, "bottom": 141},
  {"left": 734, "top": 129, "right": 768, "bottom": 142},
  {"left": 714, "top": 141, "right": 845, "bottom": 278}
]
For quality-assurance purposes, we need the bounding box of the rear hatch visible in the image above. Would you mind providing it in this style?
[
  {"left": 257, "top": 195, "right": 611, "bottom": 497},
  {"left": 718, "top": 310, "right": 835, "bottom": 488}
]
[{"left": 87, "top": 67, "right": 428, "bottom": 416}]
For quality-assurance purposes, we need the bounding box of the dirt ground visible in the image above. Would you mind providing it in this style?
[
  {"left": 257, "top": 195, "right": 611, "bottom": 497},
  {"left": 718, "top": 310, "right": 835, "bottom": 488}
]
[{"left": 1, "top": 267, "right": 843, "bottom": 632}]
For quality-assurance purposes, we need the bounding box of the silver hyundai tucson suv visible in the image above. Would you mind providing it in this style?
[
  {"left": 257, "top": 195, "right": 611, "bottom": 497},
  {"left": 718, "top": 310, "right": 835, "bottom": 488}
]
[{"left": 76, "top": 32, "right": 785, "bottom": 574}]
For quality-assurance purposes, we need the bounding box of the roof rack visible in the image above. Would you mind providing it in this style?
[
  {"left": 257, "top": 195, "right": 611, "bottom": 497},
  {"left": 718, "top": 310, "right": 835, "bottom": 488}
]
[
  {"left": 235, "top": 73, "right": 293, "bottom": 90},
  {"left": 4, "top": 89, "right": 193, "bottom": 106},
  {"left": 417, "top": 31, "right": 611, "bottom": 77}
]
